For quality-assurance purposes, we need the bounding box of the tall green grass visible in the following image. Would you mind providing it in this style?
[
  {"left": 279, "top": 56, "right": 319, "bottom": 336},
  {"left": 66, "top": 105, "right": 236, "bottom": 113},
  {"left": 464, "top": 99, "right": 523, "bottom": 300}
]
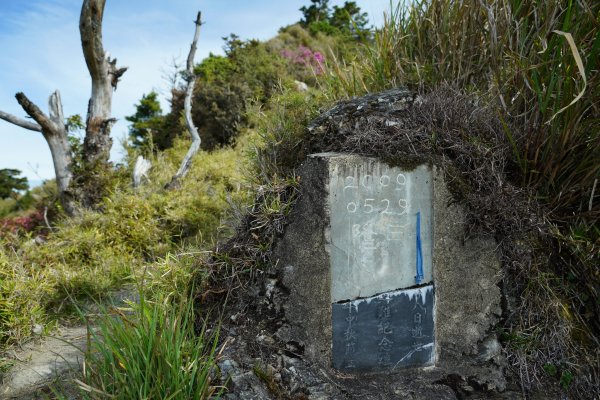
[
  {"left": 79, "top": 294, "right": 221, "bottom": 399},
  {"left": 329, "top": 0, "right": 599, "bottom": 225}
]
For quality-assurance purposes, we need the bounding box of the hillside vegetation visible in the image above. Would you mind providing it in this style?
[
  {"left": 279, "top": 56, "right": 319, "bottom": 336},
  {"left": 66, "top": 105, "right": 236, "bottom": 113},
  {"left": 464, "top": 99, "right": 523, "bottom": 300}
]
[{"left": 1, "top": 0, "right": 598, "bottom": 398}]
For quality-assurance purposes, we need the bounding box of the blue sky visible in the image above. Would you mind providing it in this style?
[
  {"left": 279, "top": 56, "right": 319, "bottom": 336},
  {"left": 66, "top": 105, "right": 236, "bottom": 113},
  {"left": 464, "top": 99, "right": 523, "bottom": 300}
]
[{"left": 0, "top": 0, "right": 390, "bottom": 184}]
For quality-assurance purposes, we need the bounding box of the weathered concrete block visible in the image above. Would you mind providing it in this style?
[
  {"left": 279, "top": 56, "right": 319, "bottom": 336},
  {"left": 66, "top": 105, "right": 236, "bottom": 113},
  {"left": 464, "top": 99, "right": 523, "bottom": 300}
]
[
  {"left": 328, "top": 157, "right": 433, "bottom": 302},
  {"left": 277, "top": 153, "right": 502, "bottom": 383}
]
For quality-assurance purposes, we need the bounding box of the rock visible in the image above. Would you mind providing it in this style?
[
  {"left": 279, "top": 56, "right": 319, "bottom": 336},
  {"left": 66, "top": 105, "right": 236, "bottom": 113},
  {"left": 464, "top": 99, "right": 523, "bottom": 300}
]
[
  {"left": 294, "top": 80, "right": 308, "bottom": 92},
  {"left": 256, "top": 333, "right": 271, "bottom": 345},
  {"left": 226, "top": 371, "right": 272, "bottom": 400},
  {"left": 0, "top": 326, "right": 87, "bottom": 399},
  {"left": 31, "top": 324, "right": 43, "bottom": 336},
  {"left": 218, "top": 359, "right": 239, "bottom": 378},
  {"left": 478, "top": 334, "right": 502, "bottom": 362}
]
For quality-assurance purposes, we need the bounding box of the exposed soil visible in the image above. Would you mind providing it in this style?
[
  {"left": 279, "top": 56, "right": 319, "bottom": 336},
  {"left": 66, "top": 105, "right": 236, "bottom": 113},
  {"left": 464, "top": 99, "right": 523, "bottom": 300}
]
[
  {"left": 1, "top": 325, "right": 86, "bottom": 399},
  {"left": 0, "top": 287, "right": 138, "bottom": 399}
]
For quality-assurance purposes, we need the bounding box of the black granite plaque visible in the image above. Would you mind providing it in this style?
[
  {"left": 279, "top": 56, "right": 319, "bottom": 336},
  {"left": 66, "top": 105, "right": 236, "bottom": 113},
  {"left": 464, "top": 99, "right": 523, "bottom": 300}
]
[{"left": 332, "top": 284, "right": 435, "bottom": 371}]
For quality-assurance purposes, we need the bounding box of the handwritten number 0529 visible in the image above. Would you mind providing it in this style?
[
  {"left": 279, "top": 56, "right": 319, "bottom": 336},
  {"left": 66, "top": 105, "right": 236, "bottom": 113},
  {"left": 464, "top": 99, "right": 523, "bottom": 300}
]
[{"left": 347, "top": 198, "right": 408, "bottom": 214}]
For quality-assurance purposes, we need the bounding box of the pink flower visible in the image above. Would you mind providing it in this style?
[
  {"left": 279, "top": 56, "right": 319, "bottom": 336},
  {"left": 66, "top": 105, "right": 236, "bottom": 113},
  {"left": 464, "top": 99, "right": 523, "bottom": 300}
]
[
  {"left": 281, "top": 46, "right": 326, "bottom": 74},
  {"left": 0, "top": 210, "right": 44, "bottom": 236}
]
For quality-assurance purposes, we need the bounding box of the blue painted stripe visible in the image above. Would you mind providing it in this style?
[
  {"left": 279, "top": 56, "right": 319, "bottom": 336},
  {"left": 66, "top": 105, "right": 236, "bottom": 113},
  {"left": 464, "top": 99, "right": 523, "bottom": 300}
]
[{"left": 415, "top": 211, "right": 424, "bottom": 285}]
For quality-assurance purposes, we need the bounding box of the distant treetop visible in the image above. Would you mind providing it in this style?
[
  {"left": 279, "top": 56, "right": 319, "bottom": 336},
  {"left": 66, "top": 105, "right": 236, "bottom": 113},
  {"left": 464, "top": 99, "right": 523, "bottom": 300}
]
[
  {"left": 0, "top": 169, "right": 28, "bottom": 199},
  {"left": 300, "top": 0, "right": 370, "bottom": 39},
  {"left": 125, "top": 91, "right": 163, "bottom": 152}
]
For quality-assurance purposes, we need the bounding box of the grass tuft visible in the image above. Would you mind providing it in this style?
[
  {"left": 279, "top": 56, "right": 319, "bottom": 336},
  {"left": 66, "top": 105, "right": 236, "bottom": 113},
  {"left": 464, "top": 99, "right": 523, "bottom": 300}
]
[{"left": 80, "top": 292, "right": 222, "bottom": 399}]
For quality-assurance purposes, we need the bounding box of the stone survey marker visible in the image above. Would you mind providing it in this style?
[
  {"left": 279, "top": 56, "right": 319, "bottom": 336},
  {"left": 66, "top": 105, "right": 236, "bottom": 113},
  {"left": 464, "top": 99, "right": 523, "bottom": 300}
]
[
  {"left": 328, "top": 157, "right": 435, "bottom": 370},
  {"left": 279, "top": 151, "right": 504, "bottom": 393}
]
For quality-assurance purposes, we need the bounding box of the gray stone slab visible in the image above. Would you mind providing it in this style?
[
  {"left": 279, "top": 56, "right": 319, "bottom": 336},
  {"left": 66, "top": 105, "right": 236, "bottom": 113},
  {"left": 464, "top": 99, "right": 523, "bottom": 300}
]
[
  {"left": 332, "top": 284, "right": 435, "bottom": 372},
  {"left": 328, "top": 157, "right": 433, "bottom": 302}
]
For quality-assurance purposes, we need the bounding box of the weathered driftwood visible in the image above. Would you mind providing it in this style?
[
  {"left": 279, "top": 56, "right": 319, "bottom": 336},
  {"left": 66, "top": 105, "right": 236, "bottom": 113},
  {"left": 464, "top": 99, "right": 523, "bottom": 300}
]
[
  {"left": 166, "top": 12, "right": 202, "bottom": 190},
  {"left": 0, "top": 0, "right": 126, "bottom": 215}
]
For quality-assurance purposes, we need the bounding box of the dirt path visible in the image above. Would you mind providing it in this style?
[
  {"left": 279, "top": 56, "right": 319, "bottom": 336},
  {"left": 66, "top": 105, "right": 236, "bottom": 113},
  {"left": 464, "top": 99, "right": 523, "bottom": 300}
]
[
  {"left": 0, "top": 287, "right": 138, "bottom": 399},
  {"left": 1, "top": 325, "right": 87, "bottom": 399}
]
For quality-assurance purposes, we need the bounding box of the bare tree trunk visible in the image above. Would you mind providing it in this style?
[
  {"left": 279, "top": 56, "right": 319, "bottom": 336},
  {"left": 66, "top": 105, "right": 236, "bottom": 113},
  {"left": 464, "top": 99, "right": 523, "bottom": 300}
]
[
  {"left": 78, "top": 0, "right": 127, "bottom": 208},
  {"left": 166, "top": 12, "right": 203, "bottom": 190},
  {"left": 0, "top": 91, "right": 76, "bottom": 215},
  {"left": 80, "top": 0, "right": 127, "bottom": 168}
]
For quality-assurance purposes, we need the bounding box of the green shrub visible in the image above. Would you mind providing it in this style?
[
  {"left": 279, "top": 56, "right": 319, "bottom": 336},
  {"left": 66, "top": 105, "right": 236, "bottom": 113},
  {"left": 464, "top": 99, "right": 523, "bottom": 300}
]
[
  {"left": 269, "top": 24, "right": 361, "bottom": 86},
  {"left": 163, "top": 38, "right": 291, "bottom": 151},
  {"left": 192, "top": 81, "right": 252, "bottom": 150},
  {"left": 308, "top": 20, "right": 338, "bottom": 36},
  {"left": 194, "top": 54, "right": 235, "bottom": 83}
]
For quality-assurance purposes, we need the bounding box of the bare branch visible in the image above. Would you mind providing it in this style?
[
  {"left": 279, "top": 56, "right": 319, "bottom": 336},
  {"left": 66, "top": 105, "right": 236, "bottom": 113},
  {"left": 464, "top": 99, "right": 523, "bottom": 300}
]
[
  {"left": 166, "top": 11, "right": 203, "bottom": 190},
  {"left": 0, "top": 109, "right": 41, "bottom": 132},
  {"left": 10, "top": 91, "right": 74, "bottom": 215},
  {"left": 186, "top": 12, "right": 202, "bottom": 72},
  {"left": 15, "top": 92, "right": 58, "bottom": 134},
  {"left": 48, "top": 90, "right": 65, "bottom": 127},
  {"left": 112, "top": 66, "right": 128, "bottom": 89}
]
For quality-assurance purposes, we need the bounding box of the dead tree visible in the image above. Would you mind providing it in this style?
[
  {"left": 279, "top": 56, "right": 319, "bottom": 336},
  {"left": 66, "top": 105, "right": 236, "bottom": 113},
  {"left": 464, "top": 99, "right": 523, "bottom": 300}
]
[
  {"left": 80, "top": 0, "right": 127, "bottom": 167},
  {"left": 165, "top": 12, "right": 203, "bottom": 190},
  {"left": 0, "top": 92, "right": 75, "bottom": 215},
  {"left": 0, "top": 0, "right": 126, "bottom": 215}
]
